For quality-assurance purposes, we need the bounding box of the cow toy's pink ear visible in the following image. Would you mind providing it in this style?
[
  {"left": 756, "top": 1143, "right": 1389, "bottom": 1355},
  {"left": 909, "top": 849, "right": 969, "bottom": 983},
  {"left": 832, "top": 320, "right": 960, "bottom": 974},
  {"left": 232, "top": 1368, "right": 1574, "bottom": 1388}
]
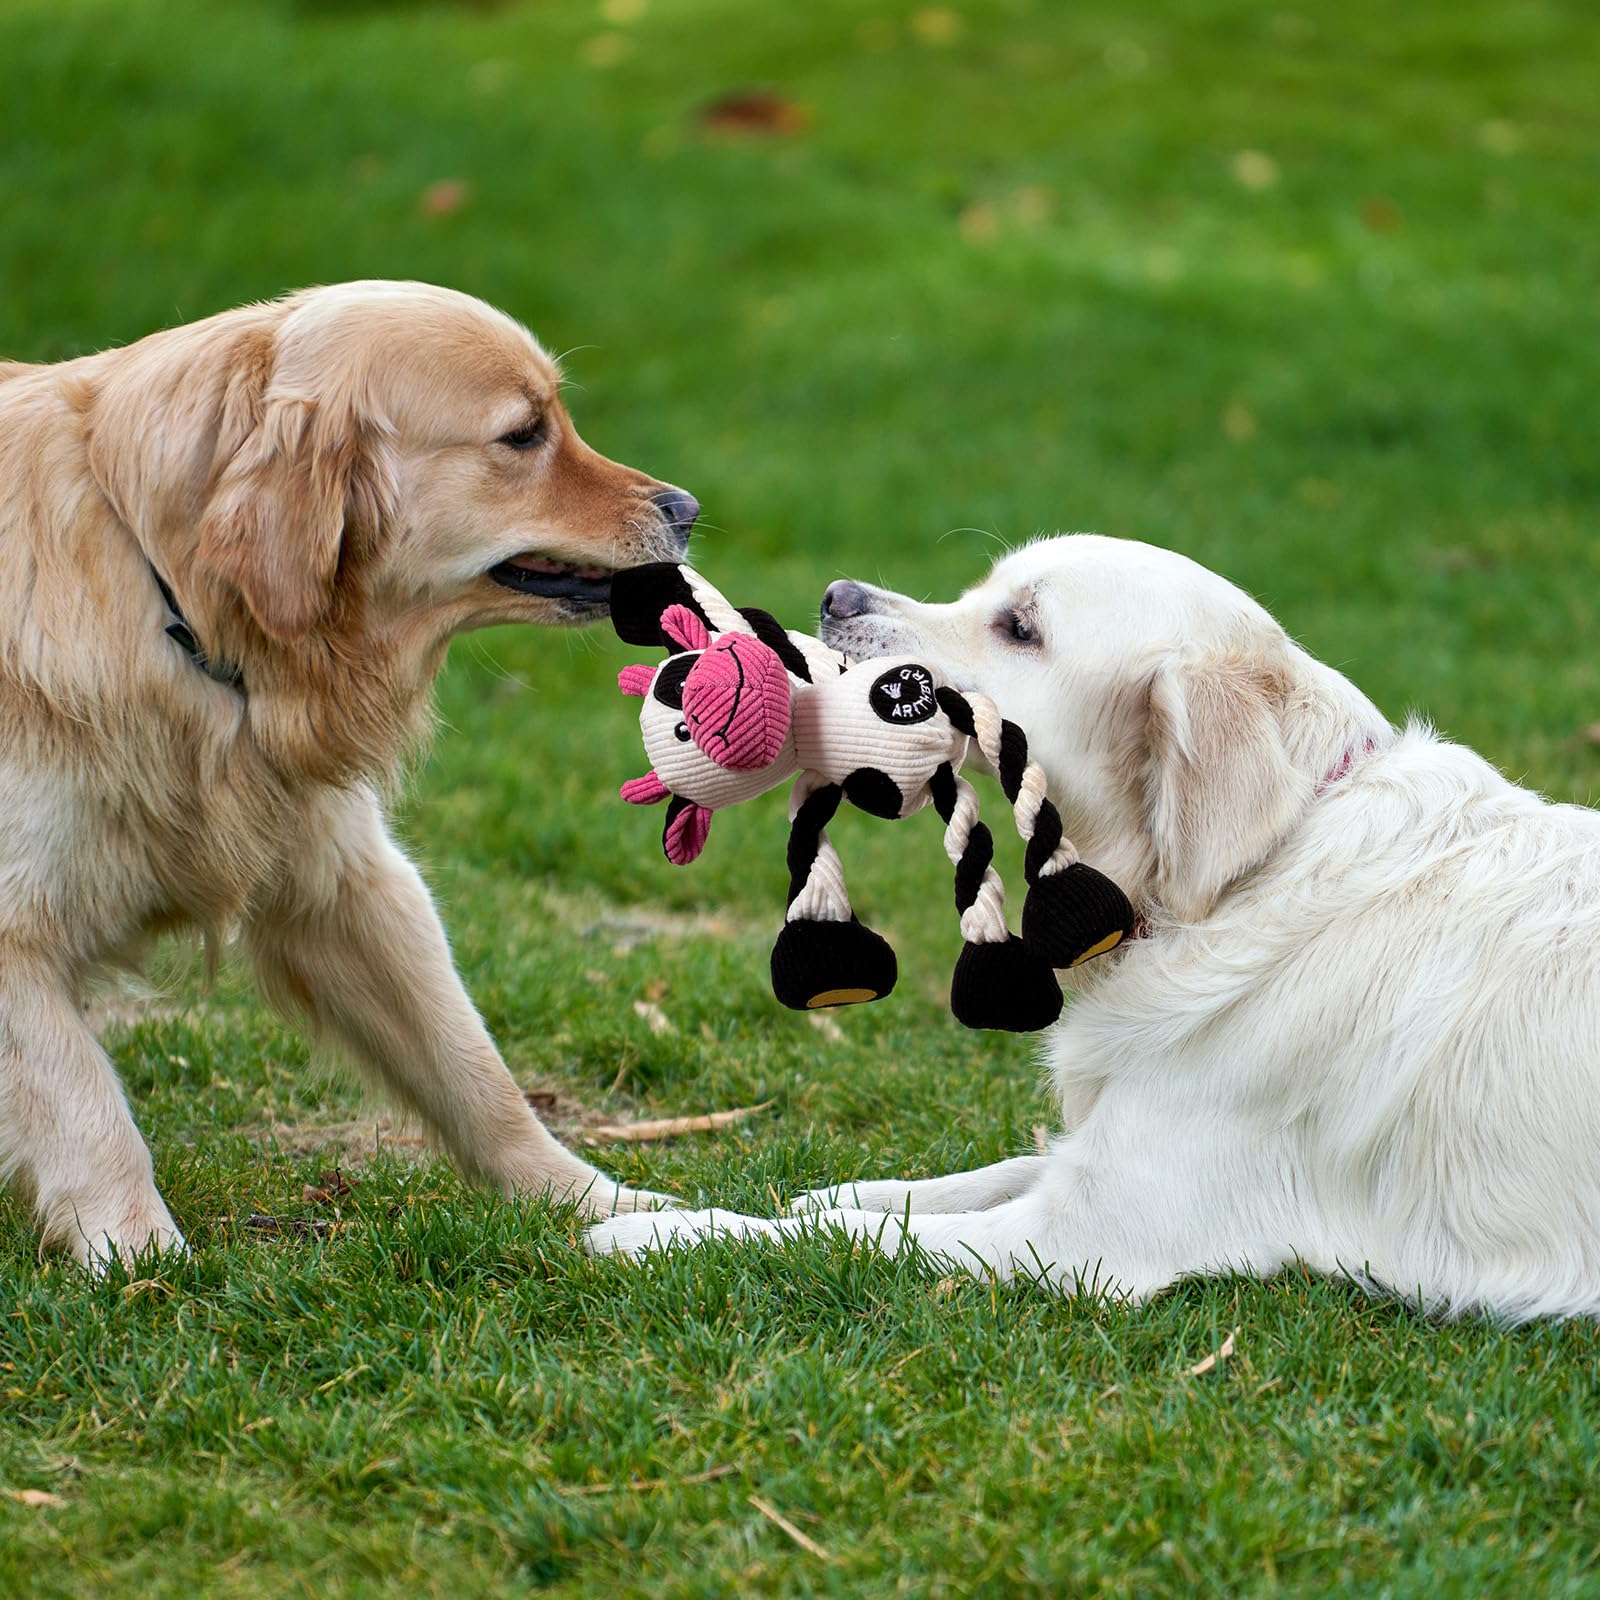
[
  {"left": 618, "top": 664, "right": 655, "bottom": 699},
  {"left": 621, "top": 771, "right": 670, "bottom": 806},
  {"left": 661, "top": 604, "right": 712, "bottom": 653},
  {"left": 663, "top": 799, "right": 713, "bottom": 864}
]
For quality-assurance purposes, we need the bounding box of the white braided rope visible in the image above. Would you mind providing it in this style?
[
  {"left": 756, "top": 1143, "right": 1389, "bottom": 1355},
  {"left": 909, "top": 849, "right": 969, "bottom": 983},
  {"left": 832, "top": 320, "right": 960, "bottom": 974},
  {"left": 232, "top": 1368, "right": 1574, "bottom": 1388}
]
[
  {"left": 939, "top": 771, "right": 1010, "bottom": 945},
  {"left": 785, "top": 774, "right": 852, "bottom": 924},
  {"left": 963, "top": 693, "right": 1078, "bottom": 878},
  {"left": 683, "top": 569, "right": 756, "bottom": 638}
]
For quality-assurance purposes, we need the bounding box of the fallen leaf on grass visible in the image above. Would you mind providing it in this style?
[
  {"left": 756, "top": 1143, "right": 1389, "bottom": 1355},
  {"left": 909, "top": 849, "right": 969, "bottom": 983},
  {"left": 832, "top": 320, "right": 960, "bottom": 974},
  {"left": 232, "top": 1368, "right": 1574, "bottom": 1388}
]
[
  {"left": 582, "top": 1100, "right": 774, "bottom": 1146},
  {"left": 749, "top": 1494, "right": 834, "bottom": 1561},
  {"left": 1187, "top": 1327, "right": 1239, "bottom": 1377},
  {"left": 4, "top": 1489, "right": 64, "bottom": 1507},
  {"left": 633, "top": 1000, "right": 675, "bottom": 1035},
  {"left": 1232, "top": 149, "right": 1280, "bottom": 190},
  {"left": 240, "top": 1213, "right": 334, "bottom": 1239},
  {"left": 697, "top": 90, "right": 809, "bottom": 137},
  {"left": 1360, "top": 196, "right": 1403, "bottom": 233},
  {"left": 958, "top": 202, "right": 999, "bottom": 243},
  {"left": 911, "top": 7, "right": 964, "bottom": 45},
  {"left": 806, "top": 1011, "right": 844, "bottom": 1043},
  {"left": 303, "top": 1167, "right": 357, "bottom": 1207},
  {"left": 419, "top": 179, "right": 469, "bottom": 217}
]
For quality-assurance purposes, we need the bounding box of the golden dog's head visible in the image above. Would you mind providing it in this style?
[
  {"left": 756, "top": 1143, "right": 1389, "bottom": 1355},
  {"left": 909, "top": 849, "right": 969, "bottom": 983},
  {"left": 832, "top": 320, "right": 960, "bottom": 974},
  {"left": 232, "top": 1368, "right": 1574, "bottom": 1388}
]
[
  {"left": 85, "top": 281, "right": 697, "bottom": 777},
  {"left": 193, "top": 280, "right": 695, "bottom": 642}
]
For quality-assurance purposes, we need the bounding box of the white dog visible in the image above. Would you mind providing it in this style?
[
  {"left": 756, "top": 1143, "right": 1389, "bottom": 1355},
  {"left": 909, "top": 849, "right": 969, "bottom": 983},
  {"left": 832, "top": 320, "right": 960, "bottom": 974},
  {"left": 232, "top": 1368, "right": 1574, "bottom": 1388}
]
[{"left": 589, "top": 535, "right": 1600, "bottom": 1321}]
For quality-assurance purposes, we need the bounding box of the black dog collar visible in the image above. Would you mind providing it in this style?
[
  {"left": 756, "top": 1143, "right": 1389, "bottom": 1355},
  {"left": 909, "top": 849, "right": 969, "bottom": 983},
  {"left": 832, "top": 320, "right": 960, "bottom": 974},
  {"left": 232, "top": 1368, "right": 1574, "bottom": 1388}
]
[{"left": 149, "top": 562, "right": 245, "bottom": 692}]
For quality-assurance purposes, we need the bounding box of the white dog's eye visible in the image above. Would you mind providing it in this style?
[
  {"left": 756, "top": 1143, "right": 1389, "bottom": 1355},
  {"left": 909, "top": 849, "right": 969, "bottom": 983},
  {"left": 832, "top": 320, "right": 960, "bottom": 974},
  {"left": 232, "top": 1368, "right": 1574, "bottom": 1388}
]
[
  {"left": 498, "top": 416, "right": 547, "bottom": 451},
  {"left": 1004, "top": 611, "right": 1035, "bottom": 644}
]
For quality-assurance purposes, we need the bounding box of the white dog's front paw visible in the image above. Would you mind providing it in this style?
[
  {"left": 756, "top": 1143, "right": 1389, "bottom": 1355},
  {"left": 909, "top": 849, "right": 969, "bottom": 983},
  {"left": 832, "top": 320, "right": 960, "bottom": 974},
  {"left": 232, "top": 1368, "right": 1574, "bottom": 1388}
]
[
  {"left": 789, "top": 1181, "right": 904, "bottom": 1215},
  {"left": 585, "top": 1207, "right": 777, "bottom": 1260}
]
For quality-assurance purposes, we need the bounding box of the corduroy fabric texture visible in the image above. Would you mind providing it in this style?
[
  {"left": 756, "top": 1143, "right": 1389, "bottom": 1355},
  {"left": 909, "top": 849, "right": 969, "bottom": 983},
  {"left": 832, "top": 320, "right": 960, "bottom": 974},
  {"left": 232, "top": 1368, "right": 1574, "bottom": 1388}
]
[{"left": 682, "top": 634, "right": 794, "bottom": 771}]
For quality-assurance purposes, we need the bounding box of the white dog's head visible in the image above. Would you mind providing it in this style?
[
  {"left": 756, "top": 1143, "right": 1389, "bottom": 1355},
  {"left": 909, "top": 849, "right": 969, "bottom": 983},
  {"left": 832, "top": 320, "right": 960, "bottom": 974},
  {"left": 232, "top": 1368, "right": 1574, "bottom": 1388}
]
[{"left": 820, "top": 535, "right": 1384, "bottom": 924}]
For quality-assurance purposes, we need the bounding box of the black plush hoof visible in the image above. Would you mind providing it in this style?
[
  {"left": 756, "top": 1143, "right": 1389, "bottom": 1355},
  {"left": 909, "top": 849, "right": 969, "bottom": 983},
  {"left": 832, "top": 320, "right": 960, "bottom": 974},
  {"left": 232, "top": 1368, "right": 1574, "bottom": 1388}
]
[
  {"left": 1021, "top": 863, "right": 1135, "bottom": 969},
  {"left": 610, "top": 563, "right": 702, "bottom": 646},
  {"left": 950, "top": 936, "right": 1063, "bottom": 1032},
  {"left": 771, "top": 916, "right": 898, "bottom": 1010}
]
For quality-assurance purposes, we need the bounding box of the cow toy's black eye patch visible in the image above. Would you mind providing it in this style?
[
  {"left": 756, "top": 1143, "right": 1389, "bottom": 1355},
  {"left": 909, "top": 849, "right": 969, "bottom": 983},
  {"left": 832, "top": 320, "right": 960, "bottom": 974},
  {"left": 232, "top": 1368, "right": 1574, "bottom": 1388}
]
[{"left": 653, "top": 653, "right": 697, "bottom": 709}]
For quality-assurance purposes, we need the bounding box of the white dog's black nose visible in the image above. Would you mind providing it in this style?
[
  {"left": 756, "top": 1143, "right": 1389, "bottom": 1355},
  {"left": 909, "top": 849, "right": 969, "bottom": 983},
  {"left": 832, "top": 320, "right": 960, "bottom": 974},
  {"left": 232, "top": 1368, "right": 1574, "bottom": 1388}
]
[
  {"left": 822, "top": 579, "right": 873, "bottom": 621},
  {"left": 651, "top": 488, "right": 700, "bottom": 549}
]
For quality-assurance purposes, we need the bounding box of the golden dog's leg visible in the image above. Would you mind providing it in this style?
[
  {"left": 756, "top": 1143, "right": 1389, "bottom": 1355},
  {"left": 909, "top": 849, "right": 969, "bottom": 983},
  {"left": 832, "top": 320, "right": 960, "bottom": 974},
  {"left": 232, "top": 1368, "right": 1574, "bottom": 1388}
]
[
  {"left": 0, "top": 944, "right": 185, "bottom": 1267},
  {"left": 246, "top": 791, "right": 667, "bottom": 1218}
]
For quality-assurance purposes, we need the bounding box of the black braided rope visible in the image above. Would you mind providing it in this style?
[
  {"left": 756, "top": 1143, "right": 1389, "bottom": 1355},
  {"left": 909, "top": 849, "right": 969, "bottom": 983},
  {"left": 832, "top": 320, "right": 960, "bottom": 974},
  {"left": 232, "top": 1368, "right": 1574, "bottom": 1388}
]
[
  {"left": 930, "top": 762, "right": 994, "bottom": 915},
  {"left": 996, "top": 720, "right": 1029, "bottom": 803},
  {"left": 952, "top": 823, "right": 994, "bottom": 914},
  {"left": 738, "top": 607, "right": 814, "bottom": 683},
  {"left": 785, "top": 783, "right": 844, "bottom": 906},
  {"left": 935, "top": 687, "right": 976, "bottom": 735},
  {"left": 1024, "top": 799, "right": 1064, "bottom": 883}
]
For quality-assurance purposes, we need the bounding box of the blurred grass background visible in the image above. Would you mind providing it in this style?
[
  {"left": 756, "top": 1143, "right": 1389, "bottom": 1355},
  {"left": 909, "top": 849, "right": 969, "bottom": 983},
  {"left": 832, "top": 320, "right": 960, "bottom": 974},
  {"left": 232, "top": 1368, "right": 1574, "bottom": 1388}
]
[{"left": 2, "top": 0, "right": 1599, "bottom": 1594}]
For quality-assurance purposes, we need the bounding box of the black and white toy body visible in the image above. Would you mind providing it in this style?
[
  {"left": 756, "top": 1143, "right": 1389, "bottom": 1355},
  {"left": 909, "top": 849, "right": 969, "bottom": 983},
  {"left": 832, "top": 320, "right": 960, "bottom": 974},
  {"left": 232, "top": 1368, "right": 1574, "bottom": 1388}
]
[{"left": 612, "top": 563, "right": 1135, "bottom": 1033}]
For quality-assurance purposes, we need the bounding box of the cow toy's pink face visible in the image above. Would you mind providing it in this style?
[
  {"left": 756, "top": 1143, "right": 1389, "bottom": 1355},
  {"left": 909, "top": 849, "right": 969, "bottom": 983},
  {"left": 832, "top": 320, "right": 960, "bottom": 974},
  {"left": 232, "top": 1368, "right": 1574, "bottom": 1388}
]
[{"left": 618, "top": 607, "right": 798, "bottom": 863}]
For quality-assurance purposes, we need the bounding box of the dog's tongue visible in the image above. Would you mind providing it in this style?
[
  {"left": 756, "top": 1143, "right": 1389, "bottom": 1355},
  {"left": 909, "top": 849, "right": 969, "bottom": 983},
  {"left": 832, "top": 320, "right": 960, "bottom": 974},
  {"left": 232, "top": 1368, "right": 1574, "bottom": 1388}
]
[{"left": 502, "top": 554, "right": 612, "bottom": 581}]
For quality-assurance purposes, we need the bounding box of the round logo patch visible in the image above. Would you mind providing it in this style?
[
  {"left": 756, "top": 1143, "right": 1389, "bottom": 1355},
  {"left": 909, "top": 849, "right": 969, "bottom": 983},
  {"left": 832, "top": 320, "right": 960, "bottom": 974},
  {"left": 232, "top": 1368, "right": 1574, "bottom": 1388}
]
[{"left": 869, "top": 664, "right": 938, "bottom": 725}]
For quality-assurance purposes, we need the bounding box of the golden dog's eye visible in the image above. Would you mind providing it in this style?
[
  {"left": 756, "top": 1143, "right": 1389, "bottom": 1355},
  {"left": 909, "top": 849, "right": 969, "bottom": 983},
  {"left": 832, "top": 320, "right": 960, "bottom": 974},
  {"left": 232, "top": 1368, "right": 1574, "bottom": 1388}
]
[{"left": 498, "top": 416, "right": 547, "bottom": 451}]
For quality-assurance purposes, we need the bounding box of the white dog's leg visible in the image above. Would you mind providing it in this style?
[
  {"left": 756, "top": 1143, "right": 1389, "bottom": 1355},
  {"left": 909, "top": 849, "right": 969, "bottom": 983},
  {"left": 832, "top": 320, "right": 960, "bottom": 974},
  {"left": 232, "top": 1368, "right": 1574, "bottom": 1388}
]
[
  {"left": 591, "top": 1127, "right": 1268, "bottom": 1302},
  {"left": 588, "top": 1191, "right": 1174, "bottom": 1297},
  {"left": 0, "top": 948, "right": 184, "bottom": 1268},
  {"left": 589, "top": 1196, "right": 1126, "bottom": 1287},
  {"left": 247, "top": 791, "right": 670, "bottom": 1219},
  {"left": 789, "top": 1154, "right": 1047, "bottom": 1215}
]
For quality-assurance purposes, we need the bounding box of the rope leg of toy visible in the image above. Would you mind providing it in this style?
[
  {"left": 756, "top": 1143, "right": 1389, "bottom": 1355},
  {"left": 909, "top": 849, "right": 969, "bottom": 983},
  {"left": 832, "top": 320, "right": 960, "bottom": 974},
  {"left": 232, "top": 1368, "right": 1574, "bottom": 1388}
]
[
  {"left": 684, "top": 569, "right": 763, "bottom": 641},
  {"left": 783, "top": 774, "right": 851, "bottom": 925},
  {"left": 769, "top": 774, "right": 897, "bottom": 1010},
  {"left": 927, "top": 762, "right": 1009, "bottom": 946},
  {"left": 942, "top": 688, "right": 1135, "bottom": 970},
  {"left": 927, "top": 761, "right": 1061, "bottom": 1032}
]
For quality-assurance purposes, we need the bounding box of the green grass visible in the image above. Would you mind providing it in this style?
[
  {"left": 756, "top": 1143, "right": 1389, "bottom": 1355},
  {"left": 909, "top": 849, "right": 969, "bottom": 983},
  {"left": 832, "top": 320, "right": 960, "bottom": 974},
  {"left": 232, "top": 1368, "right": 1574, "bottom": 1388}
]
[{"left": 4, "top": 0, "right": 1600, "bottom": 1592}]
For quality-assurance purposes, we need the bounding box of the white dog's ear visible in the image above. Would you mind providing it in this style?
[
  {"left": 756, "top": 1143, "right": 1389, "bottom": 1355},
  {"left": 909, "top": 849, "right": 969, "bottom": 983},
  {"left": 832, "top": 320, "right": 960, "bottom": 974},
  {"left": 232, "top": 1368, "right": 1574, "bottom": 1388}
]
[
  {"left": 1143, "top": 643, "right": 1309, "bottom": 923},
  {"left": 198, "top": 345, "right": 396, "bottom": 644}
]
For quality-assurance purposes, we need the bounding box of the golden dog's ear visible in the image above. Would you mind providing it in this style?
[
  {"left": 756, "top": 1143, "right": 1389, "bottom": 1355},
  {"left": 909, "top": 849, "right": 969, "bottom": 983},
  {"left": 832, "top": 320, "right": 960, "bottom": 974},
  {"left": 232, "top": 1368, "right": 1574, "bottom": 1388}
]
[
  {"left": 198, "top": 359, "right": 395, "bottom": 644},
  {"left": 1143, "top": 644, "right": 1309, "bottom": 923}
]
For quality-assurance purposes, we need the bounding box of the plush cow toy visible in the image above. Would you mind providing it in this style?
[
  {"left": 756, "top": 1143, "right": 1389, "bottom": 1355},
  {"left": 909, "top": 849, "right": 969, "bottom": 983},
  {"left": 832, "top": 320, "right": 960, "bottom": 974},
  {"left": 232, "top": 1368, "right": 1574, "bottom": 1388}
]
[{"left": 612, "top": 563, "right": 1135, "bottom": 1033}]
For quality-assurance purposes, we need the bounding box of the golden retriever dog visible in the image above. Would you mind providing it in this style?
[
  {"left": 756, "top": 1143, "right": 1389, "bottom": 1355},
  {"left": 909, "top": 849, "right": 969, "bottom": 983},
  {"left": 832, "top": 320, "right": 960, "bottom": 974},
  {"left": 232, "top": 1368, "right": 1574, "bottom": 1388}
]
[
  {"left": 0, "top": 280, "right": 697, "bottom": 1266},
  {"left": 591, "top": 535, "right": 1600, "bottom": 1321}
]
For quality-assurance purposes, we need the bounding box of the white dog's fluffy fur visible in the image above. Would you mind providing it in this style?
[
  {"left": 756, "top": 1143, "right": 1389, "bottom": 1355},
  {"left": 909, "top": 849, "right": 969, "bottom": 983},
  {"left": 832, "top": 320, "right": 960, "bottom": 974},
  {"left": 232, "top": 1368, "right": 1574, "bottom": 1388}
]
[{"left": 589, "top": 535, "right": 1600, "bottom": 1321}]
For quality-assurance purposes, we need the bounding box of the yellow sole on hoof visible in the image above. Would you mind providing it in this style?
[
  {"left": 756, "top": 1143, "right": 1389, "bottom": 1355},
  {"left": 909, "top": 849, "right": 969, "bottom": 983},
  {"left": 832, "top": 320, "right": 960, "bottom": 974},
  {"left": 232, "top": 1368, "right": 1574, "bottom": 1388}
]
[
  {"left": 806, "top": 987, "right": 879, "bottom": 1008},
  {"left": 1070, "top": 930, "right": 1126, "bottom": 966}
]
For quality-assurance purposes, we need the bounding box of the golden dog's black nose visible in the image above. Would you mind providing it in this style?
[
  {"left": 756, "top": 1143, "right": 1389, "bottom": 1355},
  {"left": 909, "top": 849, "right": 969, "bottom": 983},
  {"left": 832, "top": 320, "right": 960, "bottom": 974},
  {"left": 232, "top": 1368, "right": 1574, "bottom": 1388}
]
[
  {"left": 822, "top": 579, "right": 872, "bottom": 621},
  {"left": 651, "top": 488, "right": 700, "bottom": 549}
]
